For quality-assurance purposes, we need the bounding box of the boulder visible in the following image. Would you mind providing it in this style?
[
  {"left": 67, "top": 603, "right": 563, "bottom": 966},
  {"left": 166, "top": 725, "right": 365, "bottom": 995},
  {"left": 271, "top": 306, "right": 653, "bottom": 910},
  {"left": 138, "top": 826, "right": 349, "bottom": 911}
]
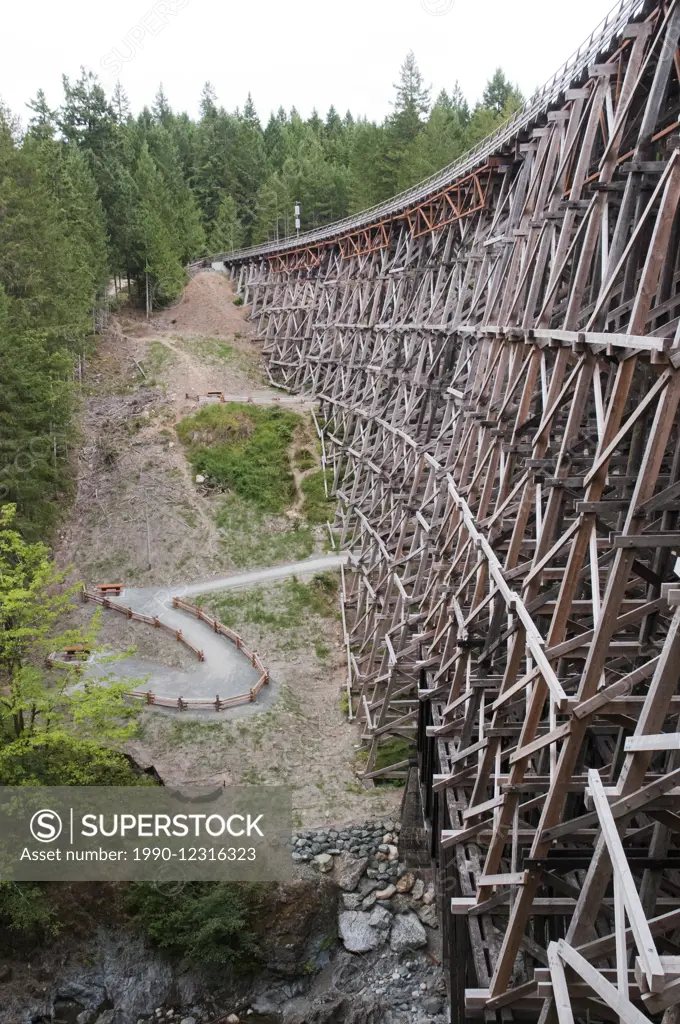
[
  {"left": 389, "top": 894, "right": 414, "bottom": 914},
  {"left": 342, "top": 892, "right": 363, "bottom": 910},
  {"left": 367, "top": 906, "right": 392, "bottom": 931},
  {"left": 396, "top": 872, "right": 415, "bottom": 893},
  {"left": 338, "top": 911, "right": 388, "bottom": 953},
  {"left": 417, "top": 904, "right": 439, "bottom": 929},
  {"left": 334, "top": 852, "right": 369, "bottom": 892},
  {"left": 376, "top": 884, "right": 396, "bottom": 900},
  {"left": 313, "top": 853, "right": 334, "bottom": 874},
  {"left": 411, "top": 878, "right": 425, "bottom": 901},
  {"left": 389, "top": 912, "right": 428, "bottom": 954}
]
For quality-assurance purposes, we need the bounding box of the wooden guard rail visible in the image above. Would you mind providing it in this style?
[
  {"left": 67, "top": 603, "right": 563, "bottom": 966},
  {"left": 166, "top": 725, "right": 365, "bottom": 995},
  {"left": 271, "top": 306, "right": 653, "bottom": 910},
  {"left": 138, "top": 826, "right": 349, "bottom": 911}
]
[
  {"left": 82, "top": 588, "right": 206, "bottom": 661},
  {"left": 81, "top": 589, "right": 270, "bottom": 712}
]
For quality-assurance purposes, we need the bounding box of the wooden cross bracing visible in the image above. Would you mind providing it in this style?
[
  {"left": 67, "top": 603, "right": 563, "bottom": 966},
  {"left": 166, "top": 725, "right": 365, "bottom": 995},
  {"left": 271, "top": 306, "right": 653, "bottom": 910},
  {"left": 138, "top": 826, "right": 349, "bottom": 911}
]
[{"left": 217, "top": 2, "right": 680, "bottom": 1020}]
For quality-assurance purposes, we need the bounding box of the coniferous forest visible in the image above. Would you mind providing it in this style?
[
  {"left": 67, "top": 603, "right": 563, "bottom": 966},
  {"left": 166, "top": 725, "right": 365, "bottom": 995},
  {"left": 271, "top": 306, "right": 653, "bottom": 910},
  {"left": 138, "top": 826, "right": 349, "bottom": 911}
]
[{"left": 0, "top": 56, "right": 522, "bottom": 539}]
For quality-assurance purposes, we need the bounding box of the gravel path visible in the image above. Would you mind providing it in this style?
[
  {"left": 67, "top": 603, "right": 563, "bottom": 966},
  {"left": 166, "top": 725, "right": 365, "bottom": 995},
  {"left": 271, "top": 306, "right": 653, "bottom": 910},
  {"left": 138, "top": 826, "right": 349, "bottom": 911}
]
[{"left": 85, "top": 554, "right": 348, "bottom": 710}]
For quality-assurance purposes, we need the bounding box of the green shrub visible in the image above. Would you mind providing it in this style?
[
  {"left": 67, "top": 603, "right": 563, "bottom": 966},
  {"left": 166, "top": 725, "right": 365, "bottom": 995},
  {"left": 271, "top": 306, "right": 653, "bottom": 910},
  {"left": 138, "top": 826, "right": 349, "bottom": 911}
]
[
  {"left": 0, "top": 882, "right": 58, "bottom": 935},
  {"left": 0, "top": 734, "right": 156, "bottom": 787},
  {"left": 177, "top": 404, "right": 300, "bottom": 514},
  {"left": 295, "top": 448, "right": 316, "bottom": 471},
  {"left": 232, "top": 295, "right": 244, "bottom": 306},
  {"left": 126, "top": 881, "right": 263, "bottom": 967}
]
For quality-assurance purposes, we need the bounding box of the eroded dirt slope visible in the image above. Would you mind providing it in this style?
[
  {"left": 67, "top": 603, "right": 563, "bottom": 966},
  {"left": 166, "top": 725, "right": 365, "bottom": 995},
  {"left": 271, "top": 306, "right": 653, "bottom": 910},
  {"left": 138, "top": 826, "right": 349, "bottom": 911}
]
[{"left": 57, "top": 272, "right": 401, "bottom": 827}]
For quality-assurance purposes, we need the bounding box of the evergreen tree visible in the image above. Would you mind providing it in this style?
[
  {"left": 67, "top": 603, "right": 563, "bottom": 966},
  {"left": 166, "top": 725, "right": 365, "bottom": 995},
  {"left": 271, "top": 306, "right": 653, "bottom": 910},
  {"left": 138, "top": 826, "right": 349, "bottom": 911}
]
[
  {"left": 26, "top": 90, "right": 55, "bottom": 141},
  {"left": 392, "top": 51, "right": 431, "bottom": 140},
  {"left": 482, "top": 69, "right": 524, "bottom": 115},
  {"left": 199, "top": 81, "right": 218, "bottom": 119},
  {"left": 112, "top": 80, "right": 131, "bottom": 123},
  {"left": 132, "top": 141, "right": 186, "bottom": 305},
  {"left": 243, "top": 92, "right": 259, "bottom": 126},
  {"left": 307, "top": 108, "right": 323, "bottom": 135},
  {"left": 58, "top": 68, "right": 117, "bottom": 156},
  {"left": 397, "top": 98, "right": 467, "bottom": 191},
  {"left": 325, "top": 106, "right": 342, "bottom": 135},
  {"left": 144, "top": 122, "right": 205, "bottom": 261},
  {"left": 253, "top": 174, "right": 290, "bottom": 244},
  {"left": 152, "top": 84, "right": 173, "bottom": 127},
  {"left": 379, "top": 52, "right": 432, "bottom": 197},
  {"left": 209, "top": 193, "right": 245, "bottom": 252}
]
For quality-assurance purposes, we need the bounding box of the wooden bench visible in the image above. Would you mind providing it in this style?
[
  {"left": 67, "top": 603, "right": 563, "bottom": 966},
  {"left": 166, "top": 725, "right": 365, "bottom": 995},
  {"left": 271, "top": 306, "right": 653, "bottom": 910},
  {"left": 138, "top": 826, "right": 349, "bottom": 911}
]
[{"left": 97, "top": 584, "right": 123, "bottom": 596}]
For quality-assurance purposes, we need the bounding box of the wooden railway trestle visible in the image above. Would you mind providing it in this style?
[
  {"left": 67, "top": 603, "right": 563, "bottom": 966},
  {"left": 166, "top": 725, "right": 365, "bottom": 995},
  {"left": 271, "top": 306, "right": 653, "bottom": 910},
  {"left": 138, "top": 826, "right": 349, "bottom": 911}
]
[{"left": 195, "top": 1, "right": 680, "bottom": 1020}]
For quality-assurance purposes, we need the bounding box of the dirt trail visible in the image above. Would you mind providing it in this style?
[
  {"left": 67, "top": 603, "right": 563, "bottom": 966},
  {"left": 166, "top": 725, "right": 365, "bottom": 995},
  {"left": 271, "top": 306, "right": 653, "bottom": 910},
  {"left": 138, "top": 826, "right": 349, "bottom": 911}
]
[{"left": 56, "top": 272, "right": 264, "bottom": 589}]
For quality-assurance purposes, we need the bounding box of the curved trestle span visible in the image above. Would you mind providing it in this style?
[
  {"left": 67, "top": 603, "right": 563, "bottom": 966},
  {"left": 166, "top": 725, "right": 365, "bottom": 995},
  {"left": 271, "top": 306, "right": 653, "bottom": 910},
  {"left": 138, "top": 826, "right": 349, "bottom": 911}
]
[{"left": 197, "top": 1, "right": 680, "bottom": 1020}]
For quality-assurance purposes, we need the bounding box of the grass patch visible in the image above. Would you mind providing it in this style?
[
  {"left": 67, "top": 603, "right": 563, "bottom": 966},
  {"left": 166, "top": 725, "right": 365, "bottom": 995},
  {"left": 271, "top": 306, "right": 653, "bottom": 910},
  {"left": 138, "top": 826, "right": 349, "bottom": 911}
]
[
  {"left": 215, "top": 494, "right": 314, "bottom": 569},
  {"left": 175, "top": 335, "right": 260, "bottom": 379},
  {"left": 355, "top": 738, "right": 411, "bottom": 787},
  {"left": 212, "top": 574, "right": 339, "bottom": 633},
  {"left": 295, "top": 448, "right": 317, "bottom": 471},
  {"left": 301, "top": 471, "right": 336, "bottom": 526},
  {"left": 374, "top": 738, "right": 412, "bottom": 773},
  {"left": 146, "top": 341, "right": 176, "bottom": 375},
  {"left": 178, "top": 403, "right": 300, "bottom": 513},
  {"left": 315, "top": 640, "right": 331, "bottom": 661}
]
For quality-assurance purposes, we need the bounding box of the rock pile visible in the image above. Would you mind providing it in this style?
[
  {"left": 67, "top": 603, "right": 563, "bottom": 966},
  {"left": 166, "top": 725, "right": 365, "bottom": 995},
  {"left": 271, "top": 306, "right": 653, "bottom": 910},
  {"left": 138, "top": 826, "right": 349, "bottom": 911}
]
[
  {"left": 291, "top": 820, "right": 401, "bottom": 862},
  {"left": 336, "top": 863, "right": 437, "bottom": 956},
  {"left": 292, "top": 824, "right": 438, "bottom": 959}
]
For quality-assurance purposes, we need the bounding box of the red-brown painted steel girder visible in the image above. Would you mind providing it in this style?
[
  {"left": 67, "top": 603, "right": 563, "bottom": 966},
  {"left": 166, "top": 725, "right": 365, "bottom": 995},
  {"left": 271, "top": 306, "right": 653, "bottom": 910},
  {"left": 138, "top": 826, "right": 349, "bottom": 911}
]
[{"left": 405, "top": 164, "right": 494, "bottom": 239}]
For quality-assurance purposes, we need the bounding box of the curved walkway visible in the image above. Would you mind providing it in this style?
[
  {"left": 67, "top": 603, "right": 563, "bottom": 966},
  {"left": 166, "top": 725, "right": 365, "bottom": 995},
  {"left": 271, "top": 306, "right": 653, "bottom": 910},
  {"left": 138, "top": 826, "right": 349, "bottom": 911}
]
[{"left": 85, "top": 554, "right": 347, "bottom": 715}]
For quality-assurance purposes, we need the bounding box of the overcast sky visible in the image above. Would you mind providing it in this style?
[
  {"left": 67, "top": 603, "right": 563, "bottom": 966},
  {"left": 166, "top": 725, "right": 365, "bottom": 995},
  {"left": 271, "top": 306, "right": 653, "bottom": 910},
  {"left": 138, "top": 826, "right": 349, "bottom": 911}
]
[{"left": 4, "top": 0, "right": 621, "bottom": 126}]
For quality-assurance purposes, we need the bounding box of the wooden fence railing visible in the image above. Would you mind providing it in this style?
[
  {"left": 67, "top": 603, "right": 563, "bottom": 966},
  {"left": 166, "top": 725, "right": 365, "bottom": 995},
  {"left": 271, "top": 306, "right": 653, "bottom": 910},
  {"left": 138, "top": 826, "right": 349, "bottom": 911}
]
[
  {"left": 81, "top": 589, "right": 205, "bottom": 661},
  {"left": 80, "top": 589, "right": 270, "bottom": 712}
]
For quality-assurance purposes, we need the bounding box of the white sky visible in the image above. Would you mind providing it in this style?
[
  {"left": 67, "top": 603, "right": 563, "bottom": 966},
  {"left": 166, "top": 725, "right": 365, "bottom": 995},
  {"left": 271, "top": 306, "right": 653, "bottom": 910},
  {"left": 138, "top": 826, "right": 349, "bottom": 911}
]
[{"left": 4, "top": 0, "right": 621, "bottom": 126}]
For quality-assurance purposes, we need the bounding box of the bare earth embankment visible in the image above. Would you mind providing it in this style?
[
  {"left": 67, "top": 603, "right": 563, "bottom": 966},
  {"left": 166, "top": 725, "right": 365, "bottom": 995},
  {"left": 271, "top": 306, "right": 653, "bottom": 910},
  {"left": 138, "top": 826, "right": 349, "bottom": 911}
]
[{"left": 57, "top": 272, "right": 400, "bottom": 827}]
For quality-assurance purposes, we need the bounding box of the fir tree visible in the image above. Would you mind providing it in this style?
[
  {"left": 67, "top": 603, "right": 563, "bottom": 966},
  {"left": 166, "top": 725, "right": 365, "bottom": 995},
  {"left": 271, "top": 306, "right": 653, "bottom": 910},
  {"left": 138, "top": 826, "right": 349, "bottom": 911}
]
[
  {"left": 209, "top": 193, "right": 245, "bottom": 252},
  {"left": 392, "top": 51, "right": 431, "bottom": 140},
  {"left": 132, "top": 142, "right": 185, "bottom": 305},
  {"left": 153, "top": 84, "right": 173, "bottom": 126},
  {"left": 242, "top": 92, "right": 259, "bottom": 126},
  {"left": 482, "top": 69, "right": 523, "bottom": 115},
  {"left": 26, "top": 90, "right": 55, "bottom": 141},
  {"left": 112, "top": 80, "right": 131, "bottom": 123},
  {"left": 199, "top": 81, "right": 218, "bottom": 119}
]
